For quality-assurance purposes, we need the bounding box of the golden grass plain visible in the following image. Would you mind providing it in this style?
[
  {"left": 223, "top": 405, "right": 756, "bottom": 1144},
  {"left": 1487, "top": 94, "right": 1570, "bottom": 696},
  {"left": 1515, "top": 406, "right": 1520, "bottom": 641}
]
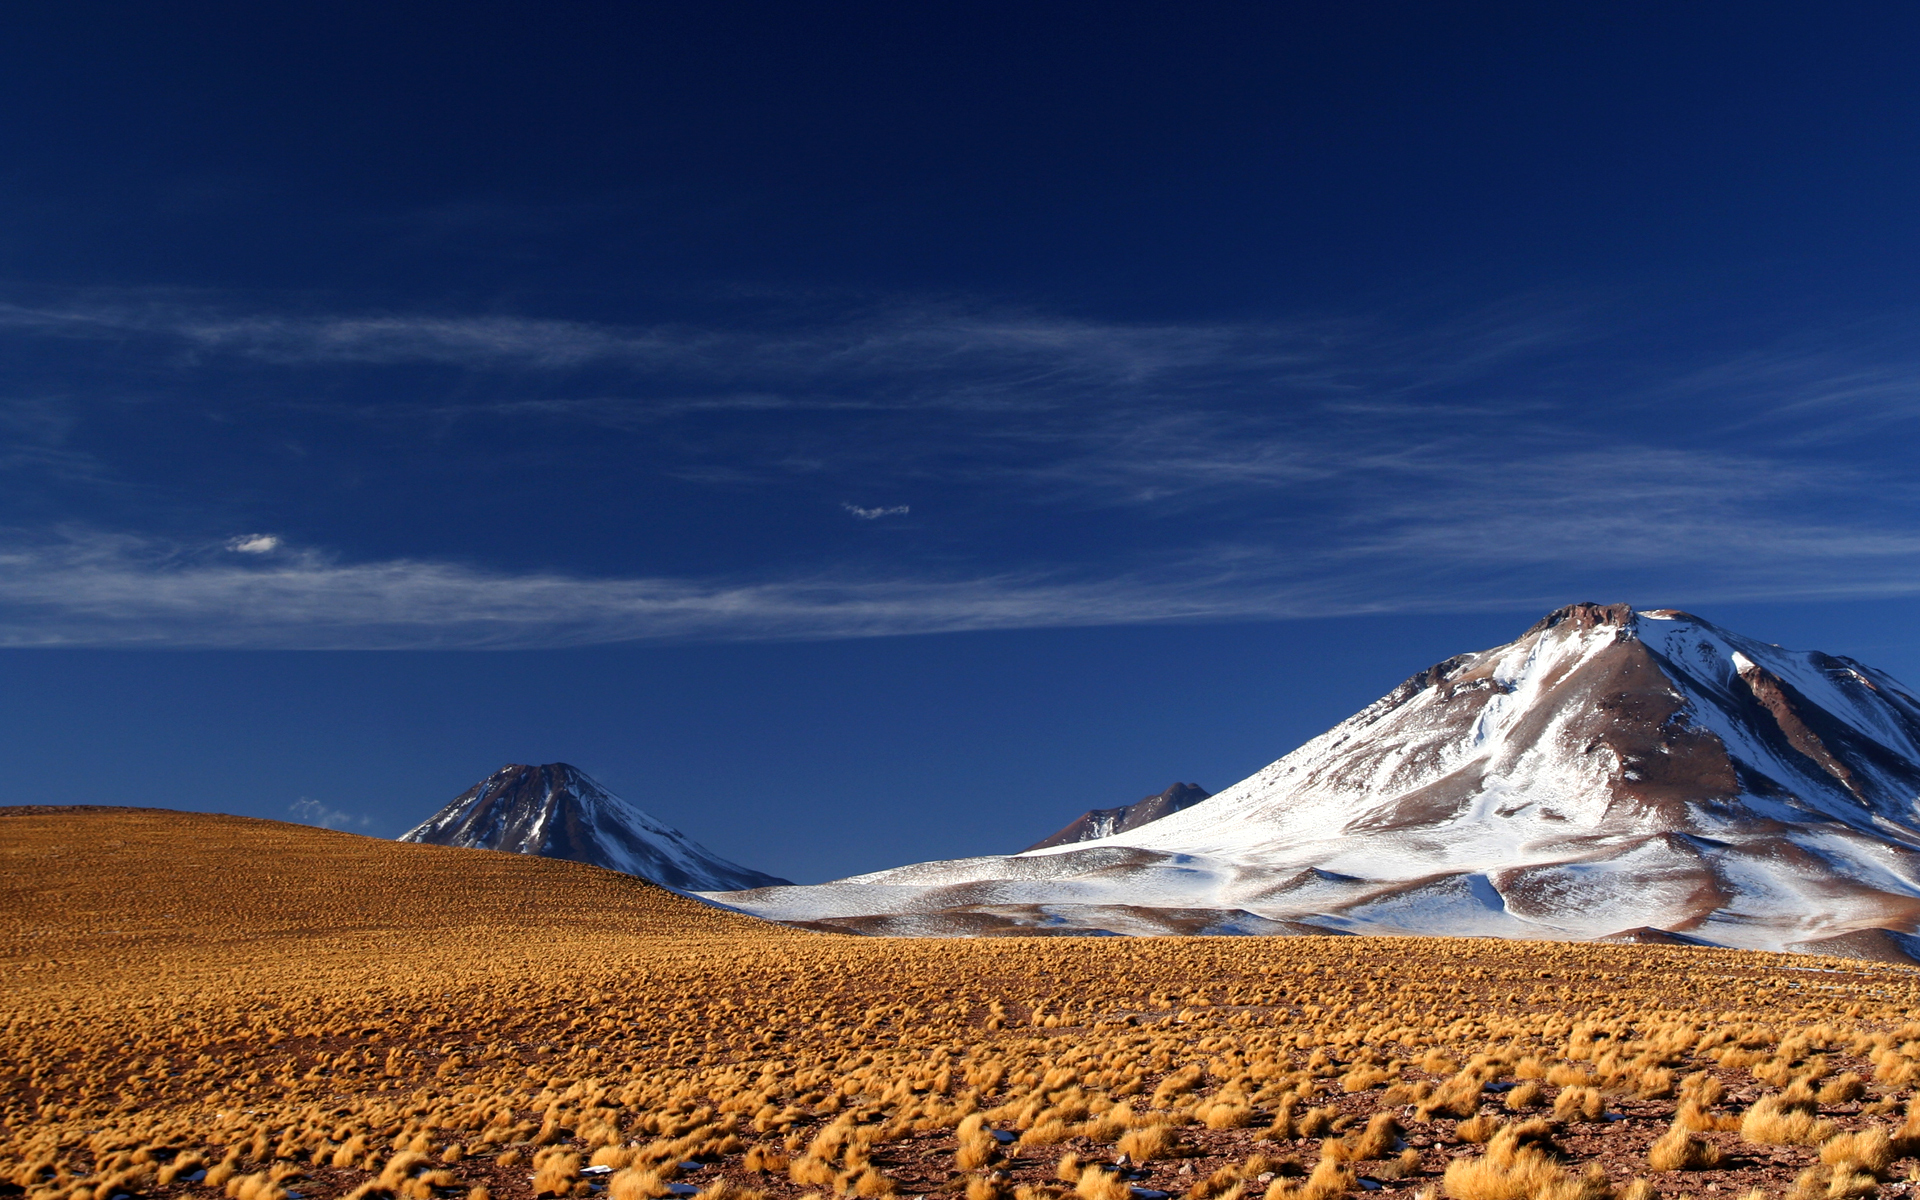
[{"left": 8, "top": 807, "right": 1920, "bottom": 1200}]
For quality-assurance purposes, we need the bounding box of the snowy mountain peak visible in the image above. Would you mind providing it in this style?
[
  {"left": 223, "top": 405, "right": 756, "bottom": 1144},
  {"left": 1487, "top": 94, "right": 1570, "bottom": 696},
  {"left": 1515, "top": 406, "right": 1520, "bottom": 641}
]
[
  {"left": 709, "top": 604, "right": 1920, "bottom": 958},
  {"left": 399, "top": 762, "right": 787, "bottom": 892}
]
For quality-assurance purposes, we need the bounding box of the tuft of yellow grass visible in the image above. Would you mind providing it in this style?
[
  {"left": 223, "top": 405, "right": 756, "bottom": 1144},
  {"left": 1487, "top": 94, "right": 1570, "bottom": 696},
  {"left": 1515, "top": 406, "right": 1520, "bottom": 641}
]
[
  {"left": 1420, "top": 1073, "right": 1485, "bottom": 1121},
  {"left": 1075, "top": 1166, "right": 1130, "bottom": 1200},
  {"left": 1552, "top": 1086, "right": 1604, "bottom": 1123},
  {"left": 1341, "top": 1065, "right": 1393, "bottom": 1093},
  {"left": 1115, "top": 1125, "right": 1178, "bottom": 1163},
  {"left": 1790, "top": 1165, "right": 1878, "bottom": 1200},
  {"left": 1455, "top": 1115, "right": 1499, "bottom": 1144},
  {"left": 1343, "top": 1113, "right": 1402, "bottom": 1161},
  {"left": 1817, "top": 1074, "right": 1866, "bottom": 1106},
  {"left": 610, "top": 1168, "right": 671, "bottom": 1200},
  {"left": 1819, "top": 1127, "right": 1893, "bottom": 1177},
  {"left": 1442, "top": 1142, "right": 1564, "bottom": 1200},
  {"left": 1741, "top": 1095, "right": 1838, "bottom": 1147},
  {"left": 530, "top": 1152, "right": 582, "bottom": 1198},
  {"left": 1199, "top": 1103, "right": 1256, "bottom": 1130},
  {"left": 1647, "top": 1122, "right": 1727, "bottom": 1172},
  {"left": 1281, "top": 1157, "right": 1355, "bottom": 1200}
]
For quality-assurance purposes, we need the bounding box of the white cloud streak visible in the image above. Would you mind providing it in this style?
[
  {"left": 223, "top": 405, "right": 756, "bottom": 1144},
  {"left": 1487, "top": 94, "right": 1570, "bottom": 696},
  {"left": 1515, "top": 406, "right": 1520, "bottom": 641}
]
[
  {"left": 0, "top": 300, "right": 701, "bottom": 368},
  {"left": 0, "top": 294, "right": 1340, "bottom": 393},
  {"left": 1, "top": 505, "right": 1918, "bottom": 650},
  {"left": 0, "top": 531, "right": 1317, "bottom": 649}
]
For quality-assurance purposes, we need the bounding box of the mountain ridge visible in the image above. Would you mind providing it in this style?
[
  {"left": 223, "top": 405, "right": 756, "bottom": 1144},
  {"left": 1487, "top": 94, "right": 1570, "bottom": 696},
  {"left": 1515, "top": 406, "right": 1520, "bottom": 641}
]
[{"left": 708, "top": 603, "right": 1920, "bottom": 956}]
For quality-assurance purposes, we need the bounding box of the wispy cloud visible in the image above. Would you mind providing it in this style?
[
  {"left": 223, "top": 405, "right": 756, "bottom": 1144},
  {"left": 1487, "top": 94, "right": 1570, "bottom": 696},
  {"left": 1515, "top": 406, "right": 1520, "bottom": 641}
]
[
  {"left": 287, "top": 797, "right": 373, "bottom": 830},
  {"left": 1333, "top": 445, "right": 1920, "bottom": 570},
  {"left": 0, "top": 505, "right": 1916, "bottom": 650},
  {"left": 0, "top": 299, "right": 704, "bottom": 368},
  {"left": 0, "top": 529, "right": 1307, "bottom": 648},
  {"left": 5, "top": 288, "right": 1920, "bottom": 647},
  {"left": 0, "top": 290, "right": 1348, "bottom": 395}
]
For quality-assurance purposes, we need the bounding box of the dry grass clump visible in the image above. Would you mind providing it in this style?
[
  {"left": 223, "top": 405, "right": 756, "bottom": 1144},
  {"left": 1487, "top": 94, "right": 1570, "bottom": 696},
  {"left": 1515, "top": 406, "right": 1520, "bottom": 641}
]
[
  {"left": 1819, "top": 1074, "right": 1868, "bottom": 1105},
  {"left": 1441, "top": 1121, "right": 1578, "bottom": 1200},
  {"left": 1074, "top": 1165, "right": 1130, "bottom": 1200},
  {"left": 610, "top": 1168, "right": 673, "bottom": 1200},
  {"left": 1646, "top": 1122, "right": 1728, "bottom": 1171},
  {"left": 1197, "top": 1103, "right": 1257, "bottom": 1130},
  {"left": 1341, "top": 1065, "right": 1394, "bottom": 1093},
  {"left": 1633, "top": 1068, "right": 1675, "bottom": 1100},
  {"left": 1550, "top": 1087, "right": 1603, "bottom": 1123},
  {"left": 1416, "top": 1073, "right": 1485, "bottom": 1121},
  {"left": 1335, "top": 1113, "right": 1402, "bottom": 1161},
  {"left": 1454, "top": 1115, "right": 1499, "bottom": 1144},
  {"left": 1819, "top": 1126, "right": 1894, "bottom": 1177},
  {"left": 1741, "top": 1093, "right": 1839, "bottom": 1147},
  {"left": 1114, "top": 1125, "right": 1180, "bottom": 1162},
  {"left": 1788, "top": 1165, "right": 1878, "bottom": 1200},
  {"left": 1264, "top": 1156, "right": 1355, "bottom": 1200}
]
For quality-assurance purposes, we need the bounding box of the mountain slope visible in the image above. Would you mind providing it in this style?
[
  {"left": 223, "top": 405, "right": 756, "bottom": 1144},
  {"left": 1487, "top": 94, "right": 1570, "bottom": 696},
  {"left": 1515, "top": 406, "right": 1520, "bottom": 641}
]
[
  {"left": 1022, "top": 782, "right": 1212, "bottom": 851},
  {"left": 1, "top": 806, "right": 775, "bottom": 967},
  {"left": 709, "top": 604, "right": 1920, "bottom": 954},
  {"left": 400, "top": 762, "right": 788, "bottom": 891}
]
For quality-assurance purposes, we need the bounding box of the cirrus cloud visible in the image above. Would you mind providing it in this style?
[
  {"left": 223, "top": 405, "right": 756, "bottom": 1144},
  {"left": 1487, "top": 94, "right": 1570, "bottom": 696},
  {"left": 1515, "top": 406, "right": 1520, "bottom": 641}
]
[{"left": 0, "top": 502, "right": 1916, "bottom": 650}]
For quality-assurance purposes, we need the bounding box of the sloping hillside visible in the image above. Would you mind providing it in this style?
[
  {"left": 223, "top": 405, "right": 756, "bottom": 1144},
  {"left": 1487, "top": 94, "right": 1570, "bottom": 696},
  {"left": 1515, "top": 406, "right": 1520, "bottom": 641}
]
[{"left": 0, "top": 806, "right": 778, "bottom": 981}]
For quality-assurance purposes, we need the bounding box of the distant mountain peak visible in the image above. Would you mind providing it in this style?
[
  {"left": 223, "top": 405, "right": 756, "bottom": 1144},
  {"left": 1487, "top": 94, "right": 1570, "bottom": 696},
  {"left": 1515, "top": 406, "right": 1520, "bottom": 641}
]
[
  {"left": 399, "top": 762, "right": 787, "bottom": 892},
  {"left": 1022, "top": 782, "right": 1212, "bottom": 851}
]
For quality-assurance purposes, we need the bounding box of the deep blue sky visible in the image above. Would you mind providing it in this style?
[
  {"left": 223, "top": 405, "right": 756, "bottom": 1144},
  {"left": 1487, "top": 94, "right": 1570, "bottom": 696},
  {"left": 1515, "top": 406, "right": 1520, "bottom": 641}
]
[{"left": 5, "top": 4, "right": 1920, "bottom": 881}]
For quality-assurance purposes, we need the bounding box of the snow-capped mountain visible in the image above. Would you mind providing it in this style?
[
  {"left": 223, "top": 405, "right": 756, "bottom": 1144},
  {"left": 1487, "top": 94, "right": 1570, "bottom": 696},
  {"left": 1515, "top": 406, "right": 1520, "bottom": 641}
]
[
  {"left": 1022, "top": 782, "right": 1212, "bottom": 852},
  {"left": 707, "top": 604, "right": 1920, "bottom": 956},
  {"left": 400, "top": 762, "right": 787, "bottom": 892}
]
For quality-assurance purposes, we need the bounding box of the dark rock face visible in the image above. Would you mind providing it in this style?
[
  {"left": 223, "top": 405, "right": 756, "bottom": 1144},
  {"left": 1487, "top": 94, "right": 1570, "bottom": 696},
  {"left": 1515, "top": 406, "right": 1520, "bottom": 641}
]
[
  {"left": 399, "top": 762, "right": 788, "bottom": 892},
  {"left": 1021, "top": 782, "right": 1213, "bottom": 852},
  {"left": 1521, "top": 600, "right": 1640, "bottom": 636}
]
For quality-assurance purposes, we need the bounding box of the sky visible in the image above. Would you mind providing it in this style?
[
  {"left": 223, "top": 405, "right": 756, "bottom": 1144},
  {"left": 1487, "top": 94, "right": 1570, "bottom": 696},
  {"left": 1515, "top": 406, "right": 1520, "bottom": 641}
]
[{"left": 6, "top": 3, "right": 1920, "bottom": 882}]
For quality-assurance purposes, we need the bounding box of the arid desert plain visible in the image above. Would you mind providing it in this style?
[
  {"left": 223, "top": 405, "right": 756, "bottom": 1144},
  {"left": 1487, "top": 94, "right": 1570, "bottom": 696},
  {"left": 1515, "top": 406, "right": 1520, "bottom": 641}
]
[{"left": 9, "top": 807, "right": 1920, "bottom": 1200}]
